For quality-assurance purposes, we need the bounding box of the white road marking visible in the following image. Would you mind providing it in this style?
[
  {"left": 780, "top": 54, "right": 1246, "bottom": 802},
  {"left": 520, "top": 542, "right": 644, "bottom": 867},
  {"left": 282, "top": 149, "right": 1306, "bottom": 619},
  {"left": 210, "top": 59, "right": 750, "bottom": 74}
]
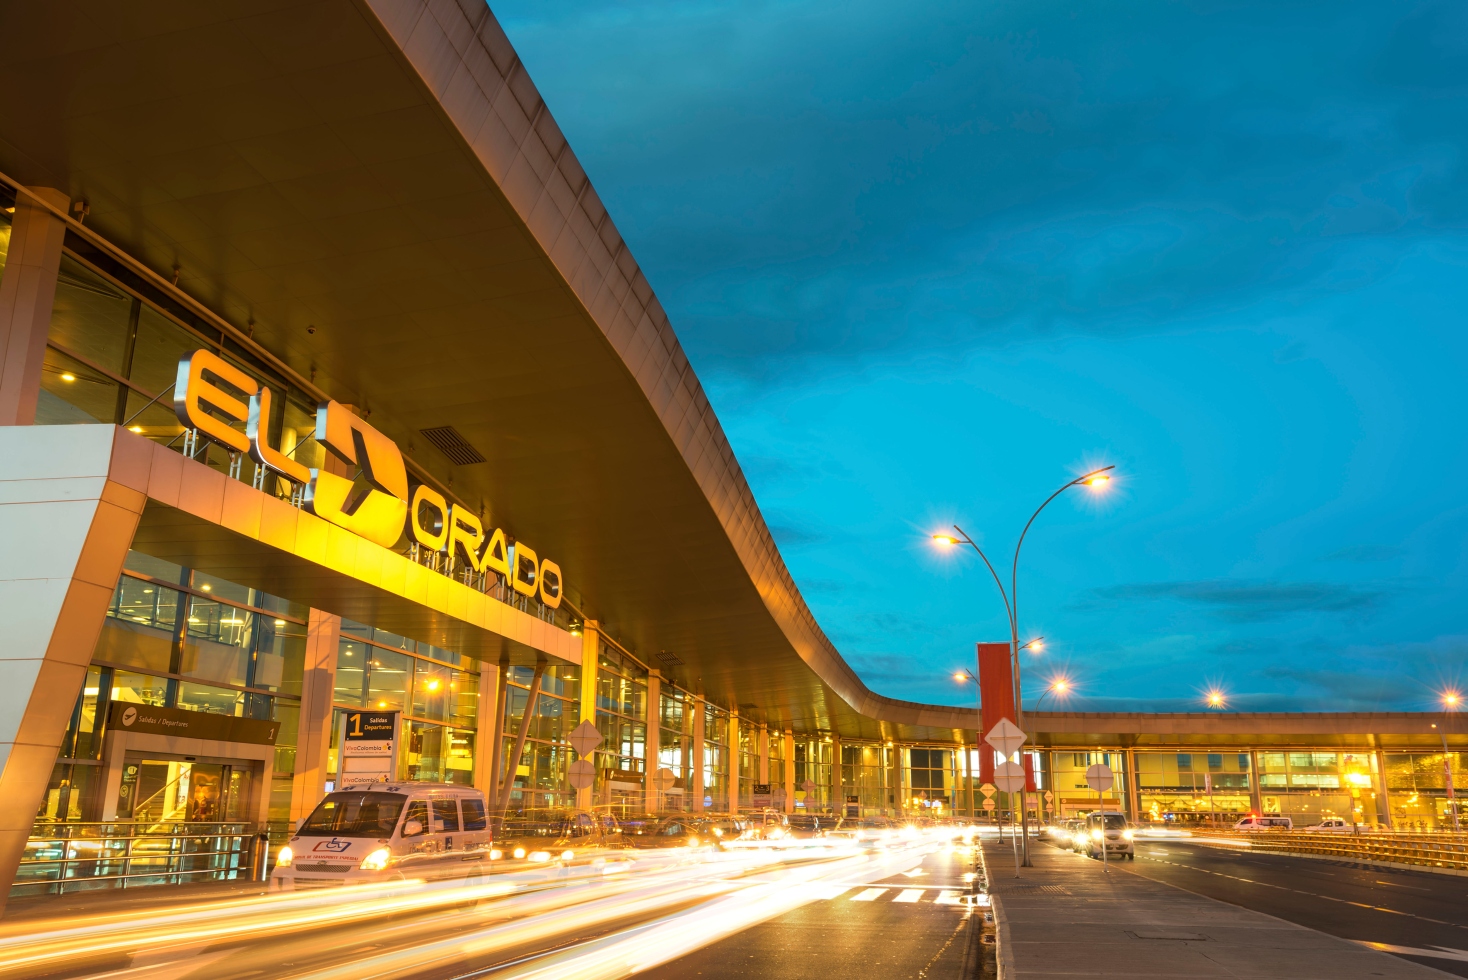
[
  {"left": 852, "top": 888, "right": 888, "bottom": 901},
  {"left": 935, "top": 890, "right": 963, "bottom": 905},
  {"left": 895, "top": 889, "right": 925, "bottom": 903},
  {"left": 813, "top": 886, "right": 849, "bottom": 900}
]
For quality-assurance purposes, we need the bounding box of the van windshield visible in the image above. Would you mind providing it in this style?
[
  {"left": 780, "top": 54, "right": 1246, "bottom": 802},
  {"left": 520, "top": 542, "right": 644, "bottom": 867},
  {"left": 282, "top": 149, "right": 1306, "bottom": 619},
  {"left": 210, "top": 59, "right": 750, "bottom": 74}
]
[
  {"left": 1096, "top": 814, "right": 1128, "bottom": 830},
  {"left": 298, "top": 792, "right": 407, "bottom": 837}
]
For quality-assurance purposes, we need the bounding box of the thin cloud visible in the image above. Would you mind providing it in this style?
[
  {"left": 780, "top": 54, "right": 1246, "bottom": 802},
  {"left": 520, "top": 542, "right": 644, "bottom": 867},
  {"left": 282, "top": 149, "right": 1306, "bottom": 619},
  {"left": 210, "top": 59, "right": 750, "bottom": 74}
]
[{"left": 1084, "top": 580, "right": 1391, "bottom": 622}]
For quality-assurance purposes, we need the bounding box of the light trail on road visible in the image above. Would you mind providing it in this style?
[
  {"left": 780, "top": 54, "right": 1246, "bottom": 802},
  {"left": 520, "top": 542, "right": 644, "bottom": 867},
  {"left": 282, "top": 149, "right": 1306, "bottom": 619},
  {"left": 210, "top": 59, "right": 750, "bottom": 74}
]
[{"left": 2, "top": 833, "right": 975, "bottom": 980}]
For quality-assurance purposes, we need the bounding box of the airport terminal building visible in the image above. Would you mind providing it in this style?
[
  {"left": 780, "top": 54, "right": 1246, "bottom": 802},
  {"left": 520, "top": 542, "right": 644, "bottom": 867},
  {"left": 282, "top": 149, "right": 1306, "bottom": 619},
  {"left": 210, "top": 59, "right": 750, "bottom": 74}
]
[{"left": 0, "top": 1, "right": 1462, "bottom": 900}]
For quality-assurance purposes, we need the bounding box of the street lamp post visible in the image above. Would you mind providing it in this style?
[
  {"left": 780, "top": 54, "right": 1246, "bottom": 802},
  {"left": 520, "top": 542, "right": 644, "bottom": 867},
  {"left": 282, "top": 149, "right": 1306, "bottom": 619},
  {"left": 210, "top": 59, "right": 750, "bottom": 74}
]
[
  {"left": 1441, "top": 692, "right": 1461, "bottom": 832},
  {"left": 934, "top": 465, "right": 1114, "bottom": 864}
]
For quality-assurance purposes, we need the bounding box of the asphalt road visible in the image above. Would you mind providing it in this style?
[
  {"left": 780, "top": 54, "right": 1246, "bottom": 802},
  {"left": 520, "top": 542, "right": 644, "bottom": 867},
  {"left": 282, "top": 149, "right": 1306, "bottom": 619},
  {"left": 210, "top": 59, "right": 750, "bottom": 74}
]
[
  {"left": 639, "top": 845, "right": 983, "bottom": 980},
  {"left": 1127, "top": 837, "right": 1468, "bottom": 976}
]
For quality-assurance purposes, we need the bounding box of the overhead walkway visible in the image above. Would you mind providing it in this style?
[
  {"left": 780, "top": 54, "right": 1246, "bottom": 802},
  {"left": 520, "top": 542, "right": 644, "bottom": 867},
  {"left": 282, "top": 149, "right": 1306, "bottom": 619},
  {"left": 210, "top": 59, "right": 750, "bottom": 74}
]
[{"left": 981, "top": 837, "right": 1449, "bottom": 979}]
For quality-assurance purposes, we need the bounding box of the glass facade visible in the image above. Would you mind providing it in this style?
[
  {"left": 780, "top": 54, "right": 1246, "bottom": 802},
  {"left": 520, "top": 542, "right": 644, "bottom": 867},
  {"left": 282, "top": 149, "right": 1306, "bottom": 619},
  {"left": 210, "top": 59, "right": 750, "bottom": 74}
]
[
  {"left": 658, "top": 689, "right": 693, "bottom": 807},
  {"left": 793, "top": 737, "right": 833, "bottom": 812},
  {"left": 44, "top": 552, "right": 307, "bottom": 836},
  {"left": 328, "top": 620, "right": 481, "bottom": 786},
  {"left": 499, "top": 666, "right": 579, "bottom": 808},
  {"left": 595, "top": 643, "right": 648, "bottom": 790}
]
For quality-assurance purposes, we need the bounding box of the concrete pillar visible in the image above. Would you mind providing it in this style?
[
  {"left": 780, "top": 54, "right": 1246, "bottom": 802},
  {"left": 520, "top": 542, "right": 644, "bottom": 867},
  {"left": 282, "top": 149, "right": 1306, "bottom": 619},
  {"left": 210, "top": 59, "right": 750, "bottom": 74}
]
[
  {"left": 783, "top": 731, "right": 795, "bottom": 814},
  {"left": 576, "top": 621, "right": 600, "bottom": 810},
  {"left": 0, "top": 425, "right": 147, "bottom": 906},
  {"left": 486, "top": 662, "right": 508, "bottom": 805},
  {"left": 473, "top": 658, "right": 500, "bottom": 793},
  {"left": 1249, "top": 749, "right": 1263, "bottom": 815},
  {"left": 831, "top": 734, "right": 842, "bottom": 817},
  {"left": 727, "top": 709, "right": 739, "bottom": 811},
  {"left": 644, "top": 669, "right": 661, "bottom": 813},
  {"left": 757, "top": 725, "right": 769, "bottom": 785},
  {"left": 691, "top": 696, "right": 705, "bottom": 812},
  {"left": 0, "top": 188, "right": 69, "bottom": 426},
  {"left": 289, "top": 609, "right": 340, "bottom": 824},
  {"left": 1374, "top": 748, "right": 1393, "bottom": 830},
  {"left": 1125, "top": 747, "right": 1140, "bottom": 822}
]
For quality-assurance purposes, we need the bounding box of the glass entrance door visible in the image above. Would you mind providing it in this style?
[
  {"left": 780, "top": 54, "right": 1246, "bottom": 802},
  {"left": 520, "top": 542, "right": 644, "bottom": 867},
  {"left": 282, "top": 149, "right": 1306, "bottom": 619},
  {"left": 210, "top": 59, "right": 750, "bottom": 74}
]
[{"left": 119, "top": 758, "right": 252, "bottom": 826}]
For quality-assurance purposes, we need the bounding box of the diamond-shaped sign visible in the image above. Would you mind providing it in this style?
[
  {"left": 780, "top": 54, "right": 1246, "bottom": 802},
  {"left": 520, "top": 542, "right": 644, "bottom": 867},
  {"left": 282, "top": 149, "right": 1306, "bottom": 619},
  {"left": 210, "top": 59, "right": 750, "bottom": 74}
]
[
  {"left": 980, "top": 783, "right": 996, "bottom": 798},
  {"left": 801, "top": 779, "right": 816, "bottom": 795},
  {"left": 568, "top": 759, "right": 595, "bottom": 789},
  {"left": 1044, "top": 791, "right": 1054, "bottom": 802},
  {"left": 984, "top": 719, "right": 1026, "bottom": 757},
  {"left": 994, "top": 760, "right": 1026, "bottom": 793},
  {"left": 569, "top": 719, "right": 602, "bottom": 759}
]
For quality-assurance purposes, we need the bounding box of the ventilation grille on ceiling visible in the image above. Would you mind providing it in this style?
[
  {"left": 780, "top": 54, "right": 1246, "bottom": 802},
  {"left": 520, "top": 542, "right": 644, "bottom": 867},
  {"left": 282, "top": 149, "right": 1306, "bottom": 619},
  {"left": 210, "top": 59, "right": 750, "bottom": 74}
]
[
  {"left": 657, "top": 650, "right": 685, "bottom": 668},
  {"left": 419, "top": 426, "right": 485, "bottom": 466}
]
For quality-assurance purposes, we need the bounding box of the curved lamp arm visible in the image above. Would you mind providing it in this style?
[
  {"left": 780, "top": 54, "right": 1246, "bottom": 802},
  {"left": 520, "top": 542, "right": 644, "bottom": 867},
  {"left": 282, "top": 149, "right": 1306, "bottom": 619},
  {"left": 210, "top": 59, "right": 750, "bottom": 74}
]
[
  {"left": 1010, "top": 466, "right": 1114, "bottom": 716},
  {"left": 950, "top": 525, "right": 1014, "bottom": 635}
]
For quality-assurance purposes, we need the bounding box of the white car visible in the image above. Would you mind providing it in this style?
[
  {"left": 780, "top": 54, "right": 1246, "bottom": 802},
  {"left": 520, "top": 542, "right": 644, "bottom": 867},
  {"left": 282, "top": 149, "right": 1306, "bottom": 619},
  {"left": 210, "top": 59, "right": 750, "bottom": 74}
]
[
  {"left": 273, "top": 784, "right": 492, "bottom": 889},
  {"left": 1307, "top": 817, "right": 1352, "bottom": 832},
  {"left": 1084, "top": 811, "right": 1135, "bottom": 860},
  {"left": 1234, "top": 815, "right": 1292, "bottom": 831}
]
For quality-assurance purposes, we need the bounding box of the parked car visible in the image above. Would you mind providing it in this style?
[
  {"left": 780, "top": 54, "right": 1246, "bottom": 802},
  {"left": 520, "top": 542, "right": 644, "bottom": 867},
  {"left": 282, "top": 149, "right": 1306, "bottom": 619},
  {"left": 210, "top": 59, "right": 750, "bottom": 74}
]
[
  {"left": 701, "top": 813, "right": 753, "bottom": 842},
  {"left": 786, "top": 813, "right": 827, "bottom": 839},
  {"left": 1234, "top": 815, "right": 1293, "bottom": 830},
  {"left": 492, "top": 808, "right": 629, "bottom": 865},
  {"left": 828, "top": 816, "right": 896, "bottom": 844},
  {"left": 626, "top": 815, "right": 718, "bottom": 850},
  {"left": 1083, "top": 811, "right": 1135, "bottom": 860},
  {"left": 273, "top": 784, "right": 492, "bottom": 889},
  {"left": 1307, "top": 817, "right": 1352, "bottom": 832},
  {"left": 743, "top": 809, "right": 791, "bottom": 840}
]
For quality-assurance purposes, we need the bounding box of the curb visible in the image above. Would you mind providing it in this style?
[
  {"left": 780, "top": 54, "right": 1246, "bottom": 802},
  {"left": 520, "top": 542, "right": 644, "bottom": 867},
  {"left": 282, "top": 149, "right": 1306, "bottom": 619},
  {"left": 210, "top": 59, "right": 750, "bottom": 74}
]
[{"left": 991, "top": 893, "right": 1014, "bottom": 979}]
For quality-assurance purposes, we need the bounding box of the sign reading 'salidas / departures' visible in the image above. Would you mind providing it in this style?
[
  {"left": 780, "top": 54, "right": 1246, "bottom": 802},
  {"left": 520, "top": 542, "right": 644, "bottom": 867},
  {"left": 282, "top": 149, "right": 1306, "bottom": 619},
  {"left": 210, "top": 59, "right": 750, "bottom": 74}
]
[
  {"left": 171, "top": 349, "right": 562, "bottom": 609},
  {"left": 338, "top": 709, "right": 399, "bottom": 788}
]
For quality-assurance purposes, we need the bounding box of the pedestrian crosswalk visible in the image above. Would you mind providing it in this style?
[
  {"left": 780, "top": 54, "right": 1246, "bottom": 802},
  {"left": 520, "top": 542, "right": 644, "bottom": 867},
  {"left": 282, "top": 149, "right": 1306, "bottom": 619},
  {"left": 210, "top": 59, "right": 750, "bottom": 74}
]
[{"left": 818, "top": 886, "right": 971, "bottom": 906}]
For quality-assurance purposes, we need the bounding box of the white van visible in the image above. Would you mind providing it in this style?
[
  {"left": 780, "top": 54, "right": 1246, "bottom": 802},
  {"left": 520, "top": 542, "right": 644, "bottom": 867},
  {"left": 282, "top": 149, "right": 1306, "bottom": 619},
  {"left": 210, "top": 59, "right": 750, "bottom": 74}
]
[
  {"left": 273, "top": 784, "right": 492, "bottom": 889},
  {"left": 1234, "top": 814, "right": 1292, "bottom": 831}
]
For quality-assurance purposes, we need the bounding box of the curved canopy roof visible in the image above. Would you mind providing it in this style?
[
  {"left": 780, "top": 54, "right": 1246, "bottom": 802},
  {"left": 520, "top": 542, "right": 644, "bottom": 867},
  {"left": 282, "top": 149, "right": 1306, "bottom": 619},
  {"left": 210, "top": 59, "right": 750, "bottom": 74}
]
[{"left": 0, "top": 0, "right": 975, "bottom": 740}]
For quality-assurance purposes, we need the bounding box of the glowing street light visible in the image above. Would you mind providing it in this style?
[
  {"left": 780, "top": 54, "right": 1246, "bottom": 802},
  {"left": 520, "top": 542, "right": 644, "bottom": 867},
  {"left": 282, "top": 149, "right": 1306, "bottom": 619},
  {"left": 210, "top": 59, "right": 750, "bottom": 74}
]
[
  {"left": 929, "top": 464, "right": 1116, "bottom": 866},
  {"left": 1033, "top": 676, "right": 1072, "bottom": 713},
  {"left": 1205, "top": 689, "right": 1227, "bottom": 710}
]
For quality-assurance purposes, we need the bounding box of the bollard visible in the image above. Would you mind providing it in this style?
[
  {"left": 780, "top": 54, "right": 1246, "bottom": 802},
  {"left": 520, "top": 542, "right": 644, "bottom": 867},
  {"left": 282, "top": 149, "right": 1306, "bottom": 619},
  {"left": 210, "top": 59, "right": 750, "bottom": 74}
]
[{"left": 250, "top": 832, "right": 270, "bottom": 882}]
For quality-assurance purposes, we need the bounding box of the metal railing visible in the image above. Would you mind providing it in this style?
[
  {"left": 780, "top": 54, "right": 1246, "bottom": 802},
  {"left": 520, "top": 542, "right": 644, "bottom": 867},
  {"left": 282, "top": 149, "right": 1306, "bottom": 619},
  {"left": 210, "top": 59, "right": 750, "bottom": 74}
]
[
  {"left": 1191, "top": 828, "right": 1468, "bottom": 871},
  {"left": 12, "top": 822, "right": 260, "bottom": 898}
]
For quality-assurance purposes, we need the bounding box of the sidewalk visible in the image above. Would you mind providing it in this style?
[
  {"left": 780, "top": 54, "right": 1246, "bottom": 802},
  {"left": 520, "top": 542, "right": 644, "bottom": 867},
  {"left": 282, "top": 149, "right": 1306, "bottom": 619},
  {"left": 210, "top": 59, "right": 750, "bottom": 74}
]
[{"left": 981, "top": 837, "right": 1450, "bottom": 979}]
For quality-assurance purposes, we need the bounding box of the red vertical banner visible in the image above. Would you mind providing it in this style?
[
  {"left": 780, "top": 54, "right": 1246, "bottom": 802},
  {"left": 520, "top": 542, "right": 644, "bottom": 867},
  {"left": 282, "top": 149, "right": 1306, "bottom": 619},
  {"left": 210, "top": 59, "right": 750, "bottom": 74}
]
[
  {"left": 1024, "top": 752, "right": 1037, "bottom": 793},
  {"left": 976, "top": 641, "right": 1014, "bottom": 785}
]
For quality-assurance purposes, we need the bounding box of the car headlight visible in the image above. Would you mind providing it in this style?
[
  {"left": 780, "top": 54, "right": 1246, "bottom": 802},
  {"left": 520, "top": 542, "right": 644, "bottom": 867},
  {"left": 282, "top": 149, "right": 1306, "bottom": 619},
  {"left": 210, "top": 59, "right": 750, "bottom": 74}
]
[
  {"left": 1091, "top": 829, "right": 1102, "bottom": 840},
  {"left": 561, "top": 850, "right": 574, "bottom": 862},
  {"left": 277, "top": 845, "right": 293, "bottom": 867},
  {"left": 687, "top": 837, "right": 700, "bottom": 847},
  {"left": 490, "top": 849, "right": 503, "bottom": 860},
  {"left": 1123, "top": 829, "right": 1134, "bottom": 841},
  {"left": 529, "top": 850, "right": 552, "bottom": 862},
  {"left": 359, "top": 847, "right": 391, "bottom": 871},
  {"left": 513, "top": 847, "right": 526, "bottom": 859}
]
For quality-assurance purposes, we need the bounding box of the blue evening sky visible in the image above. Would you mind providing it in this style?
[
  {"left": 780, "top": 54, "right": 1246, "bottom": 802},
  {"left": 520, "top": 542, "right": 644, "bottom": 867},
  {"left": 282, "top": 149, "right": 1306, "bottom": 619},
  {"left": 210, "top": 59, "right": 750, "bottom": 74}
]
[{"left": 494, "top": 1, "right": 1468, "bottom": 712}]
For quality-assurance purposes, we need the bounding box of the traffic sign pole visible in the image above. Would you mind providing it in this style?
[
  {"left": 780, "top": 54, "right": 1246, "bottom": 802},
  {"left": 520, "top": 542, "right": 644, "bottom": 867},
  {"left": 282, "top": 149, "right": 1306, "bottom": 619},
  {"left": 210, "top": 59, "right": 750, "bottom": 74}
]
[
  {"left": 987, "top": 722, "right": 1028, "bottom": 878},
  {"left": 1085, "top": 763, "right": 1115, "bottom": 874}
]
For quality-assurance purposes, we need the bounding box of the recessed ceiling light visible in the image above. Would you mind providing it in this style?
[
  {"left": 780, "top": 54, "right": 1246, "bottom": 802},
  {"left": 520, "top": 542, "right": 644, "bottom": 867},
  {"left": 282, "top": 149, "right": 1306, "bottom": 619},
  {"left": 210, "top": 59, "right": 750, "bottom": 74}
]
[{"left": 60, "top": 373, "right": 76, "bottom": 382}]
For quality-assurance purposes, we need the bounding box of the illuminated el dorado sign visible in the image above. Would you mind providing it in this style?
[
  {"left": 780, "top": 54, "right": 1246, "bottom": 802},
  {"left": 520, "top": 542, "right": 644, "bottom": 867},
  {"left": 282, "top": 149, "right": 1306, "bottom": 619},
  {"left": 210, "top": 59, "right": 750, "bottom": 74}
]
[{"left": 172, "top": 349, "right": 562, "bottom": 609}]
